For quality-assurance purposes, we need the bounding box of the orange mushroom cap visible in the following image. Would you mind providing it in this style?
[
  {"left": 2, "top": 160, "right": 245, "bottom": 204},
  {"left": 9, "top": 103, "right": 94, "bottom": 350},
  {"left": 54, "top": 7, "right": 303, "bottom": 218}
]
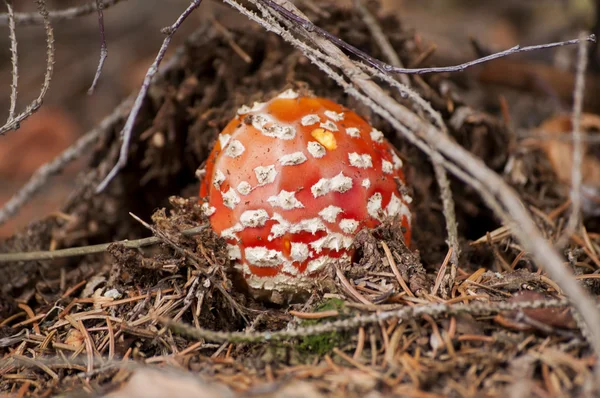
[{"left": 200, "top": 89, "right": 411, "bottom": 299}]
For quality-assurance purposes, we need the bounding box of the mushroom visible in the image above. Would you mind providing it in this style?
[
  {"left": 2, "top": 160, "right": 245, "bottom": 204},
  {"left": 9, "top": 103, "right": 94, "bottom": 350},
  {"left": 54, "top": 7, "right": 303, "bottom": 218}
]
[{"left": 200, "top": 89, "right": 411, "bottom": 301}]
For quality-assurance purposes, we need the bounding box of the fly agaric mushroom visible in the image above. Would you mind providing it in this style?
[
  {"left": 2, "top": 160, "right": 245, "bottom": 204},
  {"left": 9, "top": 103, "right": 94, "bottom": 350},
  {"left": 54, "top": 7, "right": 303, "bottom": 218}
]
[{"left": 199, "top": 89, "right": 411, "bottom": 301}]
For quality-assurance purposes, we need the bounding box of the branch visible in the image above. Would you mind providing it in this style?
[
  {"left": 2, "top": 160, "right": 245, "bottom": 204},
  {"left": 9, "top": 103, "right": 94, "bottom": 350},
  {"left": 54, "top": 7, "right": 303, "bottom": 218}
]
[
  {"left": 0, "top": 0, "right": 126, "bottom": 25},
  {"left": 164, "top": 298, "right": 570, "bottom": 343},
  {"left": 95, "top": 0, "right": 204, "bottom": 193},
  {"left": 0, "top": 0, "right": 54, "bottom": 136},
  {"left": 88, "top": 0, "right": 108, "bottom": 94},
  {"left": 0, "top": 224, "right": 207, "bottom": 263},
  {"left": 558, "top": 32, "right": 589, "bottom": 247},
  {"left": 4, "top": 0, "right": 17, "bottom": 121},
  {"left": 260, "top": 0, "right": 595, "bottom": 74}
]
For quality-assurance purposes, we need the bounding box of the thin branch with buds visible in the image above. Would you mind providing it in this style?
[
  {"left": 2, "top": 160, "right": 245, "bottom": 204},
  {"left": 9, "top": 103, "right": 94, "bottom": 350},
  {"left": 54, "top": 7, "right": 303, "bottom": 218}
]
[
  {"left": 4, "top": 0, "right": 17, "bottom": 122},
  {"left": 258, "top": 0, "right": 596, "bottom": 75},
  {"left": 0, "top": 0, "right": 54, "bottom": 136},
  {"left": 558, "top": 32, "right": 589, "bottom": 247},
  {"left": 0, "top": 0, "right": 126, "bottom": 25},
  {"left": 164, "top": 298, "right": 570, "bottom": 343},
  {"left": 0, "top": 224, "right": 207, "bottom": 263},
  {"left": 88, "top": 0, "right": 108, "bottom": 94},
  {"left": 95, "top": 0, "right": 204, "bottom": 193}
]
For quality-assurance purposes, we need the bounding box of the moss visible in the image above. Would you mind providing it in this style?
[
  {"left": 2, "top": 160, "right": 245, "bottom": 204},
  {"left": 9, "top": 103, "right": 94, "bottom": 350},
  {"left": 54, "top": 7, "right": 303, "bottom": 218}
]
[{"left": 296, "top": 298, "right": 349, "bottom": 356}]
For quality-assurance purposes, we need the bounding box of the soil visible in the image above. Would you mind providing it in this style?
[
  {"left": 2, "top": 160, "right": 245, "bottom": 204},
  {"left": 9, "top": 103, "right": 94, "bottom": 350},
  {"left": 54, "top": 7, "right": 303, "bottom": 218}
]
[{"left": 1, "top": 1, "right": 598, "bottom": 397}]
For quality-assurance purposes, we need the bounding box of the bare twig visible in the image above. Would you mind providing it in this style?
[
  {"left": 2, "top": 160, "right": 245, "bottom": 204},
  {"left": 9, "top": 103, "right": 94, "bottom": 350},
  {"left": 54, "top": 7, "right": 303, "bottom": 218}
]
[
  {"left": 258, "top": 0, "right": 596, "bottom": 75},
  {"left": 352, "top": 0, "right": 460, "bottom": 267},
  {"left": 231, "top": 0, "right": 600, "bottom": 374},
  {"left": 0, "top": 97, "right": 133, "bottom": 227},
  {"left": 0, "top": 0, "right": 54, "bottom": 136},
  {"left": 95, "top": 0, "right": 204, "bottom": 193},
  {"left": 353, "top": 0, "right": 410, "bottom": 87},
  {"left": 0, "top": 0, "right": 126, "bottom": 25},
  {"left": 0, "top": 225, "right": 208, "bottom": 263},
  {"left": 164, "top": 298, "right": 570, "bottom": 343},
  {"left": 88, "top": 0, "right": 108, "bottom": 94},
  {"left": 4, "top": 0, "right": 18, "bottom": 121},
  {"left": 558, "top": 32, "right": 589, "bottom": 247}
]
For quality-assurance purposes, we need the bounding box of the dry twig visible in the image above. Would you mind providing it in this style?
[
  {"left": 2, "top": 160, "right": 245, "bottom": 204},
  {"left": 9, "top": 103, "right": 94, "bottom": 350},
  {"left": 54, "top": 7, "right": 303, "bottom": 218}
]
[
  {"left": 0, "top": 224, "right": 207, "bottom": 263},
  {"left": 4, "top": 0, "right": 17, "bottom": 122},
  {"left": 164, "top": 298, "right": 570, "bottom": 343},
  {"left": 0, "top": 0, "right": 126, "bottom": 25},
  {"left": 88, "top": 0, "right": 108, "bottom": 94},
  {"left": 95, "top": 0, "right": 205, "bottom": 193},
  {"left": 558, "top": 32, "right": 590, "bottom": 247},
  {"left": 0, "top": 0, "right": 54, "bottom": 136}
]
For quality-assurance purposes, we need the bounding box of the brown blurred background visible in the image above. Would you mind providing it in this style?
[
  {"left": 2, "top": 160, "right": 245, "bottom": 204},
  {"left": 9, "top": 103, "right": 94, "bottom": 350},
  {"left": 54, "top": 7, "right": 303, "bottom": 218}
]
[{"left": 0, "top": 0, "right": 594, "bottom": 237}]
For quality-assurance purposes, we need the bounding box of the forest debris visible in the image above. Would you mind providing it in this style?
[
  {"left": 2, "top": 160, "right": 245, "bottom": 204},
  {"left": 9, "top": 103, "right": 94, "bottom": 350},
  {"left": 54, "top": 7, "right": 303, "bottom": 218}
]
[{"left": 535, "top": 113, "right": 600, "bottom": 215}]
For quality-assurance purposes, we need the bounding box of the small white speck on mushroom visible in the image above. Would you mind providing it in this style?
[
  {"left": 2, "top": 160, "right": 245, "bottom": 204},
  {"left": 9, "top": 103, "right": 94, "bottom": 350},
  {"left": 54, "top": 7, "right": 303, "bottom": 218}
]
[
  {"left": 268, "top": 212, "right": 290, "bottom": 241},
  {"left": 348, "top": 153, "right": 373, "bottom": 169},
  {"left": 307, "top": 141, "right": 326, "bottom": 158},
  {"left": 251, "top": 113, "right": 270, "bottom": 130},
  {"left": 318, "top": 205, "right": 343, "bottom": 223},
  {"left": 386, "top": 193, "right": 403, "bottom": 217},
  {"left": 391, "top": 150, "right": 403, "bottom": 169},
  {"left": 290, "top": 242, "right": 310, "bottom": 262},
  {"left": 382, "top": 160, "right": 394, "bottom": 174},
  {"left": 245, "top": 247, "right": 285, "bottom": 267},
  {"left": 240, "top": 209, "right": 270, "bottom": 228},
  {"left": 361, "top": 178, "right": 371, "bottom": 189},
  {"left": 311, "top": 178, "right": 330, "bottom": 198},
  {"left": 237, "top": 181, "right": 252, "bottom": 195},
  {"left": 267, "top": 190, "right": 305, "bottom": 210},
  {"left": 222, "top": 188, "right": 241, "bottom": 209},
  {"left": 324, "top": 110, "right": 345, "bottom": 122},
  {"left": 218, "top": 133, "right": 231, "bottom": 148},
  {"left": 370, "top": 129, "right": 384, "bottom": 143},
  {"left": 311, "top": 172, "right": 353, "bottom": 198},
  {"left": 282, "top": 261, "right": 300, "bottom": 275},
  {"left": 237, "top": 105, "right": 252, "bottom": 115},
  {"left": 320, "top": 120, "right": 338, "bottom": 132},
  {"left": 301, "top": 114, "right": 320, "bottom": 126},
  {"left": 227, "top": 244, "right": 242, "bottom": 260},
  {"left": 279, "top": 152, "right": 307, "bottom": 166},
  {"left": 339, "top": 218, "right": 359, "bottom": 234},
  {"left": 262, "top": 122, "right": 296, "bottom": 140},
  {"left": 254, "top": 165, "right": 277, "bottom": 186},
  {"left": 277, "top": 88, "right": 299, "bottom": 99},
  {"left": 330, "top": 172, "right": 353, "bottom": 193},
  {"left": 213, "top": 170, "right": 226, "bottom": 188},
  {"left": 201, "top": 202, "right": 216, "bottom": 216},
  {"left": 289, "top": 217, "right": 327, "bottom": 234},
  {"left": 306, "top": 256, "right": 333, "bottom": 273},
  {"left": 311, "top": 233, "right": 353, "bottom": 253},
  {"left": 345, "top": 127, "right": 360, "bottom": 138},
  {"left": 221, "top": 223, "right": 244, "bottom": 241},
  {"left": 224, "top": 139, "right": 245, "bottom": 158},
  {"left": 367, "top": 192, "right": 383, "bottom": 219}
]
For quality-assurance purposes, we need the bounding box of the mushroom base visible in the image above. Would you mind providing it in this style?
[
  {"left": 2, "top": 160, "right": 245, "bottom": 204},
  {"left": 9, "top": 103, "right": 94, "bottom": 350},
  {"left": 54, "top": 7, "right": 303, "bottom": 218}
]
[{"left": 226, "top": 258, "right": 342, "bottom": 304}]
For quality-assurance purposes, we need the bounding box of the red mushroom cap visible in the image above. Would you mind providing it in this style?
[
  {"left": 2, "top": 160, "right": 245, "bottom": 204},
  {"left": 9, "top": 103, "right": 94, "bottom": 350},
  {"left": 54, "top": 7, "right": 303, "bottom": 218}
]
[{"left": 200, "top": 89, "right": 411, "bottom": 299}]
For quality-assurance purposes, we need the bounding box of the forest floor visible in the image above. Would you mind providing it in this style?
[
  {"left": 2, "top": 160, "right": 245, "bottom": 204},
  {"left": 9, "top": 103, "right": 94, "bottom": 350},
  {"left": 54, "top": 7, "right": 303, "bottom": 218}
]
[{"left": 1, "top": 1, "right": 600, "bottom": 397}]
